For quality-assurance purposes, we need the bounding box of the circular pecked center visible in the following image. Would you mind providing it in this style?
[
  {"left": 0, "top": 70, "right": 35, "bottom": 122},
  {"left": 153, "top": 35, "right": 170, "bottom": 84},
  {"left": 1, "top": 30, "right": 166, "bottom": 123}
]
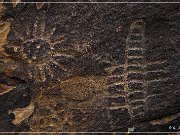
[{"left": 23, "top": 39, "right": 51, "bottom": 62}]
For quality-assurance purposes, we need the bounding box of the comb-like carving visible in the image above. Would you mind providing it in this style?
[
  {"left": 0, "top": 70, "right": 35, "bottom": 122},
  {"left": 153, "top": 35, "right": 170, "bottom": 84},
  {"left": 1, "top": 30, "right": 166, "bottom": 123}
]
[
  {"left": 124, "top": 19, "right": 147, "bottom": 117},
  {"left": 107, "top": 19, "right": 172, "bottom": 119}
]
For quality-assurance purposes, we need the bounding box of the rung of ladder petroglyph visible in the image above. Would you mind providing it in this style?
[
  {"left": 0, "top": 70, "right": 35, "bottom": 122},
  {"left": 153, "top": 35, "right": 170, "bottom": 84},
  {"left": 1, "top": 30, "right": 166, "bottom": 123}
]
[
  {"left": 128, "top": 81, "right": 144, "bottom": 91},
  {"left": 127, "top": 92, "right": 146, "bottom": 102},
  {"left": 127, "top": 70, "right": 144, "bottom": 74},
  {"left": 105, "top": 65, "right": 124, "bottom": 70},
  {"left": 127, "top": 56, "right": 144, "bottom": 59},
  {"left": 127, "top": 90, "right": 146, "bottom": 96},
  {"left": 108, "top": 95, "right": 126, "bottom": 98},
  {"left": 129, "top": 100, "right": 145, "bottom": 107},
  {"left": 131, "top": 20, "right": 144, "bottom": 26},
  {"left": 146, "top": 60, "right": 167, "bottom": 66},
  {"left": 52, "top": 53, "right": 74, "bottom": 58},
  {"left": 128, "top": 80, "right": 144, "bottom": 83},
  {"left": 130, "top": 19, "right": 144, "bottom": 27},
  {"left": 108, "top": 106, "right": 128, "bottom": 110},
  {"left": 108, "top": 83, "right": 124, "bottom": 89},
  {"left": 147, "top": 77, "right": 171, "bottom": 83},
  {"left": 129, "top": 20, "right": 144, "bottom": 29},
  {"left": 105, "top": 65, "right": 124, "bottom": 73},
  {"left": 107, "top": 75, "right": 124, "bottom": 80},
  {"left": 146, "top": 93, "right": 163, "bottom": 99},
  {"left": 127, "top": 47, "right": 145, "bottom": 51},
  {"left": 131, "top": 33, "right": 143, "bottom": 36},
  {"left": 107, "top": 75, "right": 124, "bottom": 78},
  {"left": 146, "top": 69, "right": 168, "bottom": 73},
  {"left": 128, "top": 80, "right": 144, "bottom": 84},
  {"left": 129, "top": 99, "right": 146, "bottom": 104},
  {"left": 108, "top": 82, "right": 125, "bottom": 87},
  {"left": 131, "top": 104, "right": 145, "bottom": 110},
  {"left": 127, "top": 64, "right": 146, "bottom": 67},
  {"left": 108, "top": 103, "right": 127, "bottom": 110},
  {"left": 131, "top": 112, "right": 145, "bottom": 117}
]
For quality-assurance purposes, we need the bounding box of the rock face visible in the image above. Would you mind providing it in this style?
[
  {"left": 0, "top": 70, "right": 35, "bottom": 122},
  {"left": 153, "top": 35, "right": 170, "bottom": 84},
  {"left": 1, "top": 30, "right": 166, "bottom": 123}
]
[{"left": 0, "top": 1, "right": 179, "bottom": 133}]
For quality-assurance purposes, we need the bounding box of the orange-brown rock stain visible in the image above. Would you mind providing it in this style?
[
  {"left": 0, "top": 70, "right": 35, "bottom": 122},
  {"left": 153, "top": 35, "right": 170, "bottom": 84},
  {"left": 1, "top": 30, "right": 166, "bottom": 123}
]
[
  {"left": 0, "top": 20, "right": 19, "bottom": 75},
  {"left": 0, "top": 21, "right": 10, "bottom": 49},
  {"left": 0, "top": 0, "right": 5, "bottom": 16},
  {"left": 29, "top": 76, "right": 109, "bottom": 132},
  {"left": 61, "top": 76, "right": 107, "bottom": 101},
  {"left": 60, "top": 76, "right": 109, "bottom": 110}
]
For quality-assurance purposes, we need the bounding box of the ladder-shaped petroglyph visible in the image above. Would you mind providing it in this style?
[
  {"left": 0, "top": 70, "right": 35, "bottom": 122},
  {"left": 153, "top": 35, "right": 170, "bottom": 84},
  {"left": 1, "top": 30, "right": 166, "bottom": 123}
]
[
  {"left": 124, "top": 19, "right": 147, "bottom": 117},
  {"left": 106, "top": 64, "right": 127, "bottom": 110},
  {"left": 106, "top": 20, "right": 146, "bottom": 118},
  {"left": 107, "top": 19, "right": 171, "bottom": 118},
  {"left": 145, "top": 59, "right": 171, "bottom": 110}
]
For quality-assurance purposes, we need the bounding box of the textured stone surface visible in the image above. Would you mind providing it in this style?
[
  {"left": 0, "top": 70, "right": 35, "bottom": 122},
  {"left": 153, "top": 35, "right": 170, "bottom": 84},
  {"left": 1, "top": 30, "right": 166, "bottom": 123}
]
[{"left": 0, "top": 1, "right": 179, "bottom": 133}]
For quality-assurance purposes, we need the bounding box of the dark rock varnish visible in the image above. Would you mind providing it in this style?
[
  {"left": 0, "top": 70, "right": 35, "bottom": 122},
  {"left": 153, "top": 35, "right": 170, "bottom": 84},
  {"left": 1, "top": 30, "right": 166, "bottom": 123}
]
[{"left": 0, "top": 1, "right": 179, "bottom": 132}]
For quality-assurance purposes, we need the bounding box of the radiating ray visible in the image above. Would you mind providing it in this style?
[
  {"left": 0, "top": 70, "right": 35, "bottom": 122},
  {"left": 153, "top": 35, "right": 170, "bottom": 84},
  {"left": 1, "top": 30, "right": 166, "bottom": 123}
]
[
  {"left": 27, "top": 67, "right": 33, "bottom": 80},
  {"left": 46, "top": 63, "right": 55, "bottom": 79},
  {"left": 45, "top": 25, "right": 57, "bottom": 40},
  {"left": 51, "top": 60, "right": 68, "bottom": 72},
  {"left": 49, "top": 34, "right": 66, "bottom": 46},
  {"left": 52, "top": 53, "right": 74, "bottom": 59},
  {"left": 33, "top": 12, "right": 46, "bottom": 38},
  {"left": 25, "top": 24, "right": 32, "bottom": 37},
  {"left": 35, "top": 64, "right": 47, "bottom": 83}
]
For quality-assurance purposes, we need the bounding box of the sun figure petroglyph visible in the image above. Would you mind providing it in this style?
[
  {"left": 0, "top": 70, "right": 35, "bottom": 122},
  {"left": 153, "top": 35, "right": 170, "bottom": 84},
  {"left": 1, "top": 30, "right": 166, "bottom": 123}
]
[{"left": 5, "top": 12, "right": 74, "bottom": 83}]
